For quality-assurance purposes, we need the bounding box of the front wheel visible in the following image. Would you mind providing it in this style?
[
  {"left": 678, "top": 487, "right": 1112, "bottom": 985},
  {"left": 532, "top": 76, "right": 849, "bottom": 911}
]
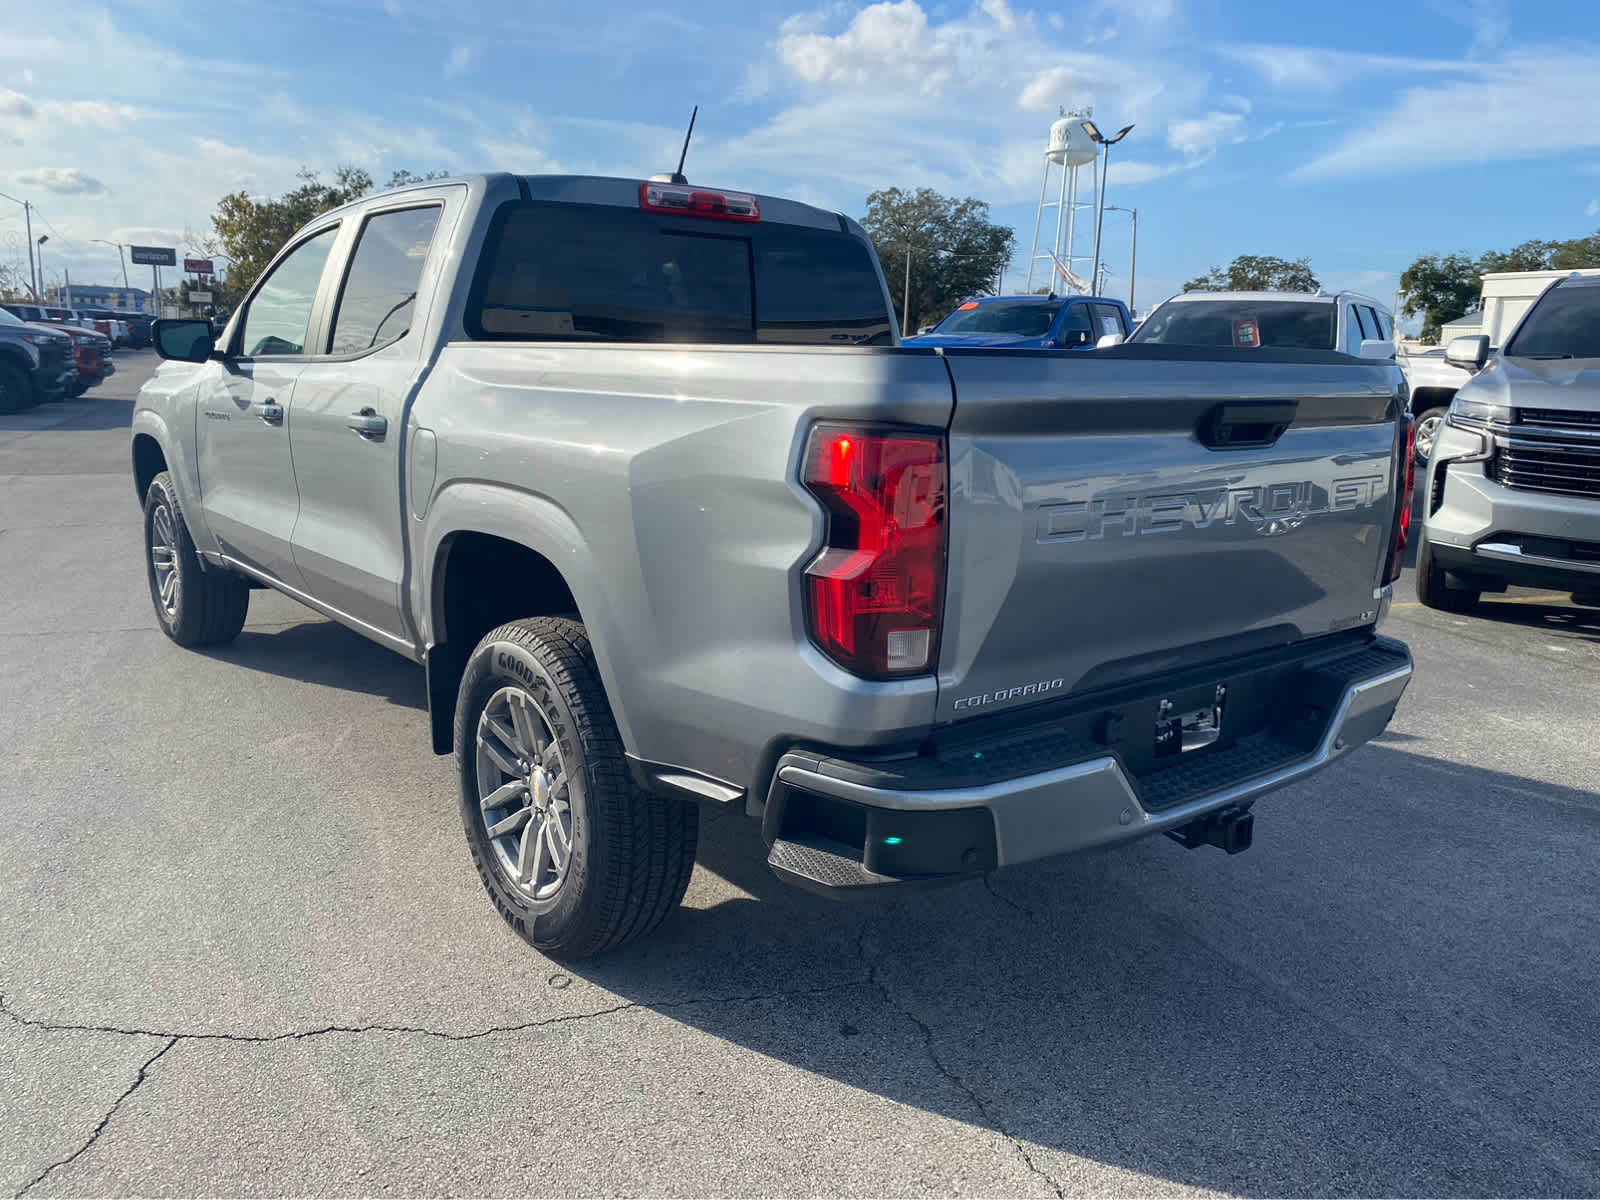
[
  {"left": 1413, "top": 406, "right": 1449, "bottom": 465},
  {"left": 143, "top": 471, "right": 251, "bottom": 646},
  {"left": 1415, "top": 530, "right": 1480, "bottom": 614},
  {"left": 0, "top": 362, "right": 36, "bottom": 414},
  {"left": 454, "top": 617, "right": 698, "bottom": 959}
]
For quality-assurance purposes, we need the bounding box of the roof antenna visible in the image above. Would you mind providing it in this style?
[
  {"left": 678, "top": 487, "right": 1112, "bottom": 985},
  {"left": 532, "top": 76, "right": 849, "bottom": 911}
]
[{"left": 670, "top": 105, "right": 698, "bottom": 185}]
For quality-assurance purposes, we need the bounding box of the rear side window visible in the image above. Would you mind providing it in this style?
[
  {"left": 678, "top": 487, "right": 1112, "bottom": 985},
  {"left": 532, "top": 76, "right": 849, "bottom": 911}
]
[
  {"left": 328, "top": 205, "right": 442, "bottom": 355},
  {"left": 1130, "top": 300, "right": 1336, "bottom": 350},
  {"left": 468, "top": 201, "right": 892, "bottom": 346},
  {"left": 1089, "top": 302, "right": 1127, "bottom": 337}
]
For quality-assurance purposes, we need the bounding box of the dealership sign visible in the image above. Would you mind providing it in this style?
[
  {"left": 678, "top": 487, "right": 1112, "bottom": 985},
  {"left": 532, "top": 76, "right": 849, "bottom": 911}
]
[
  {"left": 129, "top": 245, "right": 177, "bottom": 266},
  {"left": 184, "top": 258, "right": 215, "bottom": 275}
]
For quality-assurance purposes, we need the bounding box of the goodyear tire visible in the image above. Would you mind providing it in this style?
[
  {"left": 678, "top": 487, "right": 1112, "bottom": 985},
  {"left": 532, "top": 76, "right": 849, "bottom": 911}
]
[
  {"left": 143, "top": 471, "right": 251, "bottom": 646},
  {"left": 1415, "top": 529, "right": 1479, "bottom": 614},
  {"left": 455, "top": 617, "right": 698, "bottom": 959}
]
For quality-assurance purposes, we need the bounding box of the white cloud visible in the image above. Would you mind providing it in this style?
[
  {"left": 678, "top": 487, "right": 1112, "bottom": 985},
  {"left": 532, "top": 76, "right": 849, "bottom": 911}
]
[
  {"left": 1168, "top": 105, "right": 1248, "bottom": 158},
  {"left": 38, "top": 99, "right": 139, "bottom": 129},
  {"left": 1589, "top": 199, "right": 1599, "bottom": 218},
  {"left": 1221, "top": 44, "right": 1476, "bottom": 92},
  {"left": 15, "top": 167, "right": 108, "bottom": 195},
  {"left": 444, "top": 41, "right": 476, "bottom": 78},
  {"left": 980, "top": 0, "right": 1016, "bottom": 32},
  {"left": 0, "top": 88, "right": 36, "bottom": 118},
  {"left": 778, "top": 1, "right": 957, "bottom": 93},
  {"left": 1288, "top": 49, "right": 1600, "bottom": 180},
  {"left": 1108, "top": 158, "right": 1187, "bottom": 185},
  {"left": 1017, "top": 66, "right": 1105, "bottom": 112}
]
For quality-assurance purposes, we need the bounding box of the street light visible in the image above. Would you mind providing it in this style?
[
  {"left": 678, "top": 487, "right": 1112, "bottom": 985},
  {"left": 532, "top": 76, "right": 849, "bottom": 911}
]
[
  {"left": 36, "top": 235, "right": 49, "bottom": 303},
  {"left": 93, "top": 239, "right": 131, "bottom": 290},
  {"left": 1079, "top": 121, "right": 1134, "bottom": 299},
  {"left": 0, "top": 190, "right": 40, "bottom": 298}
]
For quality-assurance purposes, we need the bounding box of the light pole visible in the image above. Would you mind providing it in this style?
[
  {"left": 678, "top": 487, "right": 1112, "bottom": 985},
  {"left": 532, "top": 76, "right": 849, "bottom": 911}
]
[
  {"left": 0, "top": 190, "right": 39, "bottom": 298},
  {"left": 93, "top": 239, "right": 131, "bottom": 290},
  {"left": 1079, "top": 120, "right": 1134, "bottom": 300},
  {"left": 1104, "top": 205, "right": 1139, "bottom": 314},
  {"left": 36, "top": 235, "right": 49, "bottom": 303}
]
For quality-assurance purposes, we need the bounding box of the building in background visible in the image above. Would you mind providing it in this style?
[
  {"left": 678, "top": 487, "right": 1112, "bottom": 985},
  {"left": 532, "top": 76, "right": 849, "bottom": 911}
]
[{"left": 42, "top": 283, "right": 155, "bottom": 312}]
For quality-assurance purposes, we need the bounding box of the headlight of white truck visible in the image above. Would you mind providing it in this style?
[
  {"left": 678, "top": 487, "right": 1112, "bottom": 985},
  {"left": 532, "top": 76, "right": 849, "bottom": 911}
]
[{"left": 1447, "top": 395, "right": 1511, "bottom": 430}]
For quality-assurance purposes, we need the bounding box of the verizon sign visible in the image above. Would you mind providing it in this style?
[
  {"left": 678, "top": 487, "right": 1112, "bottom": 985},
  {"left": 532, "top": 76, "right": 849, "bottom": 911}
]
[{"left": 129, "top": 245, "right": 177, "bottom": 267}]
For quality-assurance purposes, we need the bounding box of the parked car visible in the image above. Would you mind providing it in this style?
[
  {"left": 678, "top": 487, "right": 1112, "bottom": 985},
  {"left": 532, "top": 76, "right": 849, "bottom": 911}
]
[
  {"left": 134, "top": 172, "right": 1413, "bottom": 958},
  {"left": 54, "top": 324, "right": 115, "bottom": 394},
  {"left": 1417, "top": 273, "right": 1600, "bottom": 613},
  {"left": 1127, "top": 290, "right": 1396, "bottom": 358},
  {"left": 0, "top": 306, "right": 77, "bottom": 412},
  {"left": 903, "top": 293, "right": 1132, "bottom": 349},
  {"left": 1397, "top": 347, "right": 1478, "bottom": 464}
]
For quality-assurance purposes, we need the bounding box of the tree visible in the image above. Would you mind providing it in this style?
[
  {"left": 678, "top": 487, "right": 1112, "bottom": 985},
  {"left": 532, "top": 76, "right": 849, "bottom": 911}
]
[
  {"left": 211, "top": 166, "right": 373, "bottom": 296},
  {"left": 1182, "top": 254, "right": 1319, "bottom": 293},
  {"left": 1399, "top": 229, "right": 1600, "bottom": 343},
  {"left": 1398, "top": 253, "right": 1481, "bottom": 344},
  {"left": 387, "top": 169, "right": 451, "bottom": 187},
  {"left": 860, "top": 187, "right": 1014, "bottom": 333}
]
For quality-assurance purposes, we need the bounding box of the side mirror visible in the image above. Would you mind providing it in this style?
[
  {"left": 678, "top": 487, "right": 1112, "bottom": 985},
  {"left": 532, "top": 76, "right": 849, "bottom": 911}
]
[
  {"left": 1444, "top": 335, "right": 1490, "bottom": 372},
  {"left": 1096, "top": 332, "right": 1125, "bottom": 349},
  {"left": 153, "top": 318, "right": 216, "bottom": 363},
  {"left": 1358, "top": 339, "right": 1393, "bottom": 360}
]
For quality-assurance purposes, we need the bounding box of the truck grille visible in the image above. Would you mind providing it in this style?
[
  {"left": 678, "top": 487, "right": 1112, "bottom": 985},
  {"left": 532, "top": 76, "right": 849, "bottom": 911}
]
[
  {"left": 1490, "top": 438, "right": 1600, "bottom": 500},
  {"left": 1517, "top": 407, "right": 1600, "bottom": 431},
  {"left": 37, "top": 342, "right": 69, "bottom": 371}
]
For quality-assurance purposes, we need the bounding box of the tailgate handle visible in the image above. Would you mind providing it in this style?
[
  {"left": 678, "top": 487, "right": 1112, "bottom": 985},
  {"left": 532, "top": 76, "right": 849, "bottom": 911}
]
[{"left": 1201, "top": 401, "right": 1298, "bottom": 450}]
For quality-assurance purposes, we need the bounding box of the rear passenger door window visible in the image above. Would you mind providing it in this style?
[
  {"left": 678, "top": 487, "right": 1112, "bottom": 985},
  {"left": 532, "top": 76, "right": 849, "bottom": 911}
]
[
  {"left": 1343, "top": 304, "right": 1368, "bottom": 355},
  {"left": 328, "top": 206, "right": 443, "bottom": 355}
]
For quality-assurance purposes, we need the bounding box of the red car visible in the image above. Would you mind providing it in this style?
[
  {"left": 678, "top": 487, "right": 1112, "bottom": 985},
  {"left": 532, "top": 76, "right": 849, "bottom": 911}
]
[{"left": 54, "top": 324, "right": 115, "bottom": 394}]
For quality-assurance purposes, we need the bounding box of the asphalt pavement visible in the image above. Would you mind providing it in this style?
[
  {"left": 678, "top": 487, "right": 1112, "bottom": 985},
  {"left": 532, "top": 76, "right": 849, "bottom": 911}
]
[{"left": 2, "top": 353, "right": 1597, "bottom": 1197}]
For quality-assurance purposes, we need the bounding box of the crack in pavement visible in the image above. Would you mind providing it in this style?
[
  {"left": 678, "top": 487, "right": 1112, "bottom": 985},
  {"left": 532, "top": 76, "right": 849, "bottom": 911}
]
[
  {"left": 16, "top": 1037, "right": 179, "bottom": 1198},
  {"left": 854, "top": 924, "right": 1065, "bottom": 1199},
  {"left": 0, "top": 981, "right": 865, "bottom": 1048},
  {"left": 983, "top": 873, "right": 1038, "bottom": 920},
  {"left": 1, "top": 980, "right": 870, "bottom": 1195}
]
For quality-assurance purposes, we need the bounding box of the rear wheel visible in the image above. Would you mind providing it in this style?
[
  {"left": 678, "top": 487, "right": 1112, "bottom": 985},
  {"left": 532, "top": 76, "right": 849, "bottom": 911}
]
[
  {"left": 1413, "top": 406, "right": 1449, "bottom": 465},
  {"left": 143, "top": 471, "right": 251, "bottom": 646},
  {"left": 1415, "top": 530, "right": 1480, "bottom": 613},
  {"left": 455, "top": 617, "right": 698, "bottom": 959},
  {"left": 0, "top": 362, "right": 36, "bottom": 414}
]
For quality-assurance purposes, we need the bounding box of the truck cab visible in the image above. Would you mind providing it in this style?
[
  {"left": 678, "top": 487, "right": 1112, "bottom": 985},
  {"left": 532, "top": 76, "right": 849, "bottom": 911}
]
[{"left": 902, "top": 293, "right": 1132, "bottom": 350}]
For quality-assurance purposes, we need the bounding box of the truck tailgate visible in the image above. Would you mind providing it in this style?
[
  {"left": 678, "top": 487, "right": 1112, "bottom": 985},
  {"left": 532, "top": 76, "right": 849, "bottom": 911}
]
[{"left": 937, "top": 348, "right": 1403, "bottom": 725}]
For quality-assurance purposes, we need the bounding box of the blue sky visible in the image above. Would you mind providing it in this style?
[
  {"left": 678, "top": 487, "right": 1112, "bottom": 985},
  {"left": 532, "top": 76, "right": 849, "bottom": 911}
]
[{"left": 2, "top": 0, "right": 1598, "bottom": 318}]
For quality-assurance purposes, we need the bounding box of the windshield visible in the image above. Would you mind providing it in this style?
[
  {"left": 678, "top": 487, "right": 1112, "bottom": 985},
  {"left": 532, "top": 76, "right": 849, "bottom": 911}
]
[
  {"left": 1505, "top": 282, "right": 1600, "bottom": 358},
  {"left": 0, "top": 308, "right": 23, "bottom": 327},
  {"left": 935, "top": 301, "right": 1060, "bottom": 337},
  {"left": 1129, "top": 299, "right": 1337, "bottom": 350}
]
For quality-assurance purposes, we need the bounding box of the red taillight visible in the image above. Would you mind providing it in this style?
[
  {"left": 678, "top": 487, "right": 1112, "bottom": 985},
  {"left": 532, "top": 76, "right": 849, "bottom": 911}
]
[
  {"left": 1387, "top": 415, "right": 1416, "bottom": 583},
  {"left": 801, "top": 424, "right": 946, "bottom": 678},
  {"left": 639, "top": 181, "right": 760, "bottom": 223}
]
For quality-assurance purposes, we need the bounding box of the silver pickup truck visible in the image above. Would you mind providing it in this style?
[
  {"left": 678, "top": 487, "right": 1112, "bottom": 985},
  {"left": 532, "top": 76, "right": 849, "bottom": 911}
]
[{"left": 133, "top": 173, "right": 1414, "bottom": 958}]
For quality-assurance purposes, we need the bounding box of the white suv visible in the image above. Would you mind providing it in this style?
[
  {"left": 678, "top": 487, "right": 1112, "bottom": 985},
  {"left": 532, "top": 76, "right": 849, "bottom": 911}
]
[{"left": 1126, "top": 289, "right": 1397, "bottom": 358}]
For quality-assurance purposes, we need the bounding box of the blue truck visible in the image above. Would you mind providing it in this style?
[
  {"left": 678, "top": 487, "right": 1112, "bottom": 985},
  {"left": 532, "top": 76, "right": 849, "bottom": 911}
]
[{"left": 903, "top": 293, "right": 1133, "bottom": 350}]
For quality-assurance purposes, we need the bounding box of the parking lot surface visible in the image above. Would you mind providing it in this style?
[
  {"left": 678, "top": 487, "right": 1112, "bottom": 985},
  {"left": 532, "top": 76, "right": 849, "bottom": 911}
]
[{"left": 3, "top": 353, "right": 1598, "bottom": 1197}]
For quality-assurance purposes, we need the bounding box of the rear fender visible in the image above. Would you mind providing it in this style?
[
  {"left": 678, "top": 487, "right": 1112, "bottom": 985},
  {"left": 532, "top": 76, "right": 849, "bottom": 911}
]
[{"left": 414, "top": 482, "right": 633, "bottom": 748}]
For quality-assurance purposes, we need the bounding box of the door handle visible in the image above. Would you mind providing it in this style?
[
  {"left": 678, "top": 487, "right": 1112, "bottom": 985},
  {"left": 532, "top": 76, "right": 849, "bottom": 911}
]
[
  {"left": 347, "top": 408, "right": 388, "bottom": 440},
  {"left": 255, "top": 400, "right": 284, "bottom": 426}
]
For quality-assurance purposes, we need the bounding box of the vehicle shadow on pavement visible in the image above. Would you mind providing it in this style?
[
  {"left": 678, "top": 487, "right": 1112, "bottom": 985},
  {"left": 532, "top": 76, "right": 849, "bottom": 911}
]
[
  {"left": 1467, "top": 598, "right": 1600, "bottom": 643},
  {"left": 0, "top": 398, "right": 135, "bottom": 435},
  {"left": 205, "top": 619, "right": 428, "bottom": 711},
  {"left": 568, "top": 746, "right": 1599, "bottom": 1197}
]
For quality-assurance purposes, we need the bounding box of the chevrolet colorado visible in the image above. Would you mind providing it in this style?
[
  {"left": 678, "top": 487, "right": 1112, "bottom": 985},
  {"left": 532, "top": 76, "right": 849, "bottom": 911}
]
[{"left": 134, "top": 173, "right": 1414, "bottom": 958}]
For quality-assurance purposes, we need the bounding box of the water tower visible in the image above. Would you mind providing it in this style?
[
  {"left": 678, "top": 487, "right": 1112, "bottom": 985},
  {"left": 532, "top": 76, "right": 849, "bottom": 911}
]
[{"left": 1025, "top": 107, "right": 1099, "bottom": 293}]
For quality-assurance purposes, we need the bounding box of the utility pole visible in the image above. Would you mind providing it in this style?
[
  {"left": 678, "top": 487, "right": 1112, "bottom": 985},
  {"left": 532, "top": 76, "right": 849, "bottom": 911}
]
[
  {"left": 1105, "top": 206, "right": 1139, "bottom": 313},
  {"left": 902, "top": 241, "right": 912, "bottom": 333}
]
